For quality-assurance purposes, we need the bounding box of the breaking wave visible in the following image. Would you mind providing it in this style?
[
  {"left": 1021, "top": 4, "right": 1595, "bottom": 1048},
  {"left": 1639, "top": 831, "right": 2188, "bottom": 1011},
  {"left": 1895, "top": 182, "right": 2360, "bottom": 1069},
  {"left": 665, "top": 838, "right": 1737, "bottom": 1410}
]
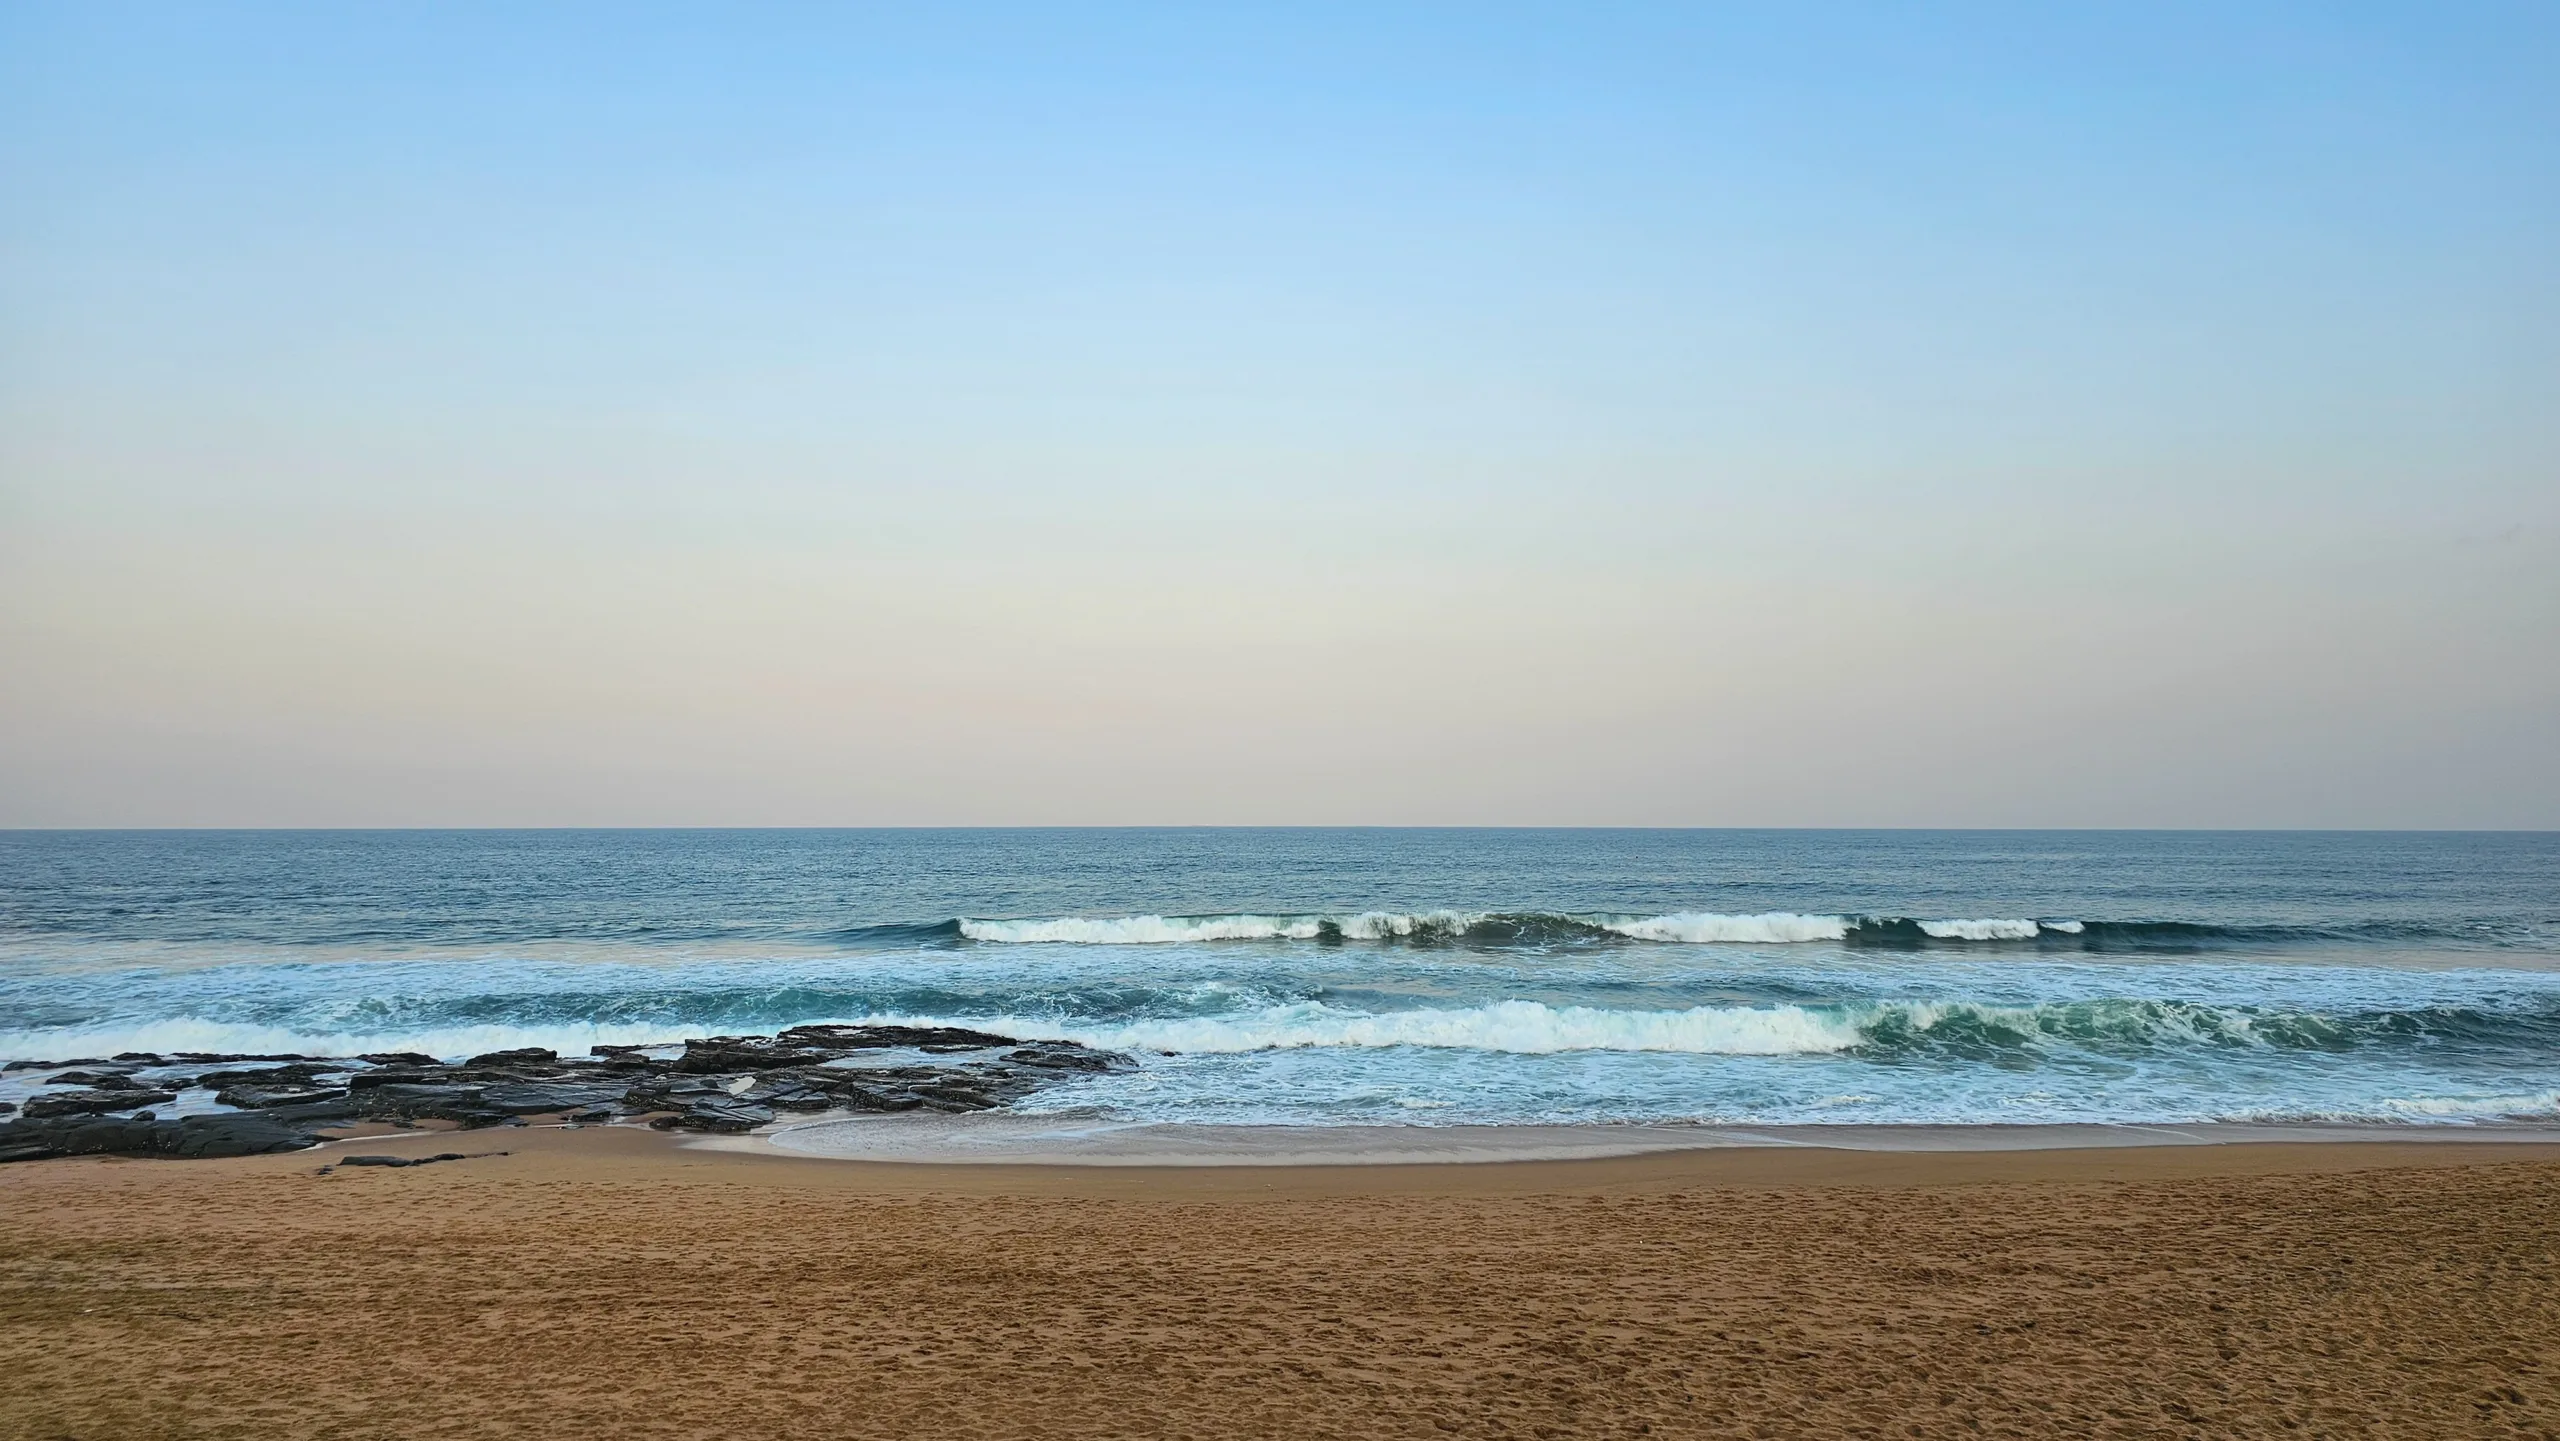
[
  {"left": 1066, "top": 1000, "right": 1867, "bottom": 1055},
  {"left": 2375, "top": 1089, "right": 2560, "bottom": 1120},
  {"left": 10, "top": 995, "right": 2555, "bottom": 1070},
  {"left": 956, "top": 913, "right": 1492, "bottom": 944},
  {"left": 960, "top": 911, "right": 2102, "bottom": 946},
  {"left": 1599, "top": 913, "right": 1853, "bottom": 943},
  {"left": 966, "top": 995, "right": 2560, "bottom": 1060},
  {"left": 943, "top": 910, "right": 2540, "bottom": 950}
]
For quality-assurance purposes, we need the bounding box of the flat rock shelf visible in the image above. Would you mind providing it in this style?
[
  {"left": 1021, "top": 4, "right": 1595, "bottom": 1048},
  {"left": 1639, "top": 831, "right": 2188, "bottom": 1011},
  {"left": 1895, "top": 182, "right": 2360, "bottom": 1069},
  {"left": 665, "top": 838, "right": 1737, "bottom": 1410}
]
[{"left": 0, "top": 1024, "right": 1137, "bottom": 1163}]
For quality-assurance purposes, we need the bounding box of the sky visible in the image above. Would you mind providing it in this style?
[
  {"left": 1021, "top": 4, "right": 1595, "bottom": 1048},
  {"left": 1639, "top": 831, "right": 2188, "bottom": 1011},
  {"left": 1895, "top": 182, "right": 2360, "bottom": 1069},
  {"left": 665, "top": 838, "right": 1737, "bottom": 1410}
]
[{"left": 1, "top": 2, "right": 2554, "bottom": 827}]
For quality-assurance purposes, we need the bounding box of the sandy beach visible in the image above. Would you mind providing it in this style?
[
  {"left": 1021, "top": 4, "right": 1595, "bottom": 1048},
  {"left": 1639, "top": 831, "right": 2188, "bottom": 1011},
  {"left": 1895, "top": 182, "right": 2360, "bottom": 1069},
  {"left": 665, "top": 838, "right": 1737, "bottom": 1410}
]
[{"left": 4, "top": 1128, "right": 2556, "bottom": 1439}]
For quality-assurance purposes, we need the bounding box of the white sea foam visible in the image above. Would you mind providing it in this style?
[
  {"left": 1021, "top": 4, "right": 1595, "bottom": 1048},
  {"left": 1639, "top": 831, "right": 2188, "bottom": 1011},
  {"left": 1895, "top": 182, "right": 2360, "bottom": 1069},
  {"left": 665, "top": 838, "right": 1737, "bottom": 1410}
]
[
  {"left": 955, "top": 910, "right": 2084, "bottom": 945},
  {"left": 958, "top": 915, "right": 1325, "bottom": 944},
  {"left": 1054, "top": 999, "right": 1867, "bottom": 1056},
  {"left": 2377, "top": 1089, "right": 2560, "bottom": 1120},
  {"left": 1917, "top": 918, "right": 2046, "bottom": 941},
  {"left": 0, "top": 1002, "right": 1859, "bottom": 1066},
  {"left": 0, "top": 1018, "right": 698, "bottom": 1065},
  {"left": 957, "top": 912, "right": 1497, "bottom": 944},
  {"left": 1602, "top": 912, "right": 1852, "bottom": 943}
]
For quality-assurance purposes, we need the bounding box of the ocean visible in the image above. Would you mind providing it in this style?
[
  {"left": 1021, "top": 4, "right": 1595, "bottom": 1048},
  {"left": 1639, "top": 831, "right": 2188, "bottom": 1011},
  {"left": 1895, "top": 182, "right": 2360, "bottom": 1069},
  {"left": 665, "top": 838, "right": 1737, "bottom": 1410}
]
[{"left": 4, "top": 828, "right": 2557, "bottom": 1129}]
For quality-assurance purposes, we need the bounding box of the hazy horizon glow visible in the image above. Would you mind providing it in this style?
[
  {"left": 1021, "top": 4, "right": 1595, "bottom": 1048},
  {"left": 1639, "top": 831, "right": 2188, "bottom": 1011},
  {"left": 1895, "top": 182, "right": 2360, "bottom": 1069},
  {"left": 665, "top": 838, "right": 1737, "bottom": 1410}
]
[{"left": 3, "top": 3, "right": 2554, "bottom": 826}]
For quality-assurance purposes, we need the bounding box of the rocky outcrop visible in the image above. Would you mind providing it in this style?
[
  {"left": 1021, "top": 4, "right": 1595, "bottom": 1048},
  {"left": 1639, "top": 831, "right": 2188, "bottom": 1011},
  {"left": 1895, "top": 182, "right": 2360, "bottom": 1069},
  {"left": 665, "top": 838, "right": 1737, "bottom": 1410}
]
[
  {"left": 1004, "top": 1042, "right": 1134, "bottom": 1073},
  {"left": 0, "top": 1023, "right": 1137, "bottom": 1162},
  {"left": 0, "top": 1112, "right": 318, "bottom": 1162},
  {"left": 465, "top": 1047, "right": 558, "bottom": 1068},
  {"left": 782, "top": 1023, "right": 1020, "bottom": 1050},
  {"left": 649, "top": 1099, "right": 775, "bottom": 1132}
]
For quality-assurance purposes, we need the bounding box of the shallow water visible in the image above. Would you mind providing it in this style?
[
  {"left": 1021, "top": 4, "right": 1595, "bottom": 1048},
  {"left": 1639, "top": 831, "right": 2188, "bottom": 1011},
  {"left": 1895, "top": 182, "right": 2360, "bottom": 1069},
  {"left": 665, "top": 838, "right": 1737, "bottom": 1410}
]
[{"left": 3, "top": 829, "right": 2556, "bottom": 1127}]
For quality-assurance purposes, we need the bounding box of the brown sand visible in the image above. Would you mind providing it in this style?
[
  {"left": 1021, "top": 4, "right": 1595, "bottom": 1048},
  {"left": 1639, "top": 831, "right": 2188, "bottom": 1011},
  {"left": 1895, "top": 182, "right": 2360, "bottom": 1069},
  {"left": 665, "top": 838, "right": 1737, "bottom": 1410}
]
[{"left": 3, "top": 1127, "right": 2556, "bottom": 1439}]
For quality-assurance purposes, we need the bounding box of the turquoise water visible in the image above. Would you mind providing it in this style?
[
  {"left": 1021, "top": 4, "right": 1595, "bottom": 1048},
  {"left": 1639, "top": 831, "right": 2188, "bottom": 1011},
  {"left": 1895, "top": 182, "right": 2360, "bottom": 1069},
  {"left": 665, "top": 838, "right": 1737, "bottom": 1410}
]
[{"left": 4, "top": 829, "right": 2557, "bottom": 1126}]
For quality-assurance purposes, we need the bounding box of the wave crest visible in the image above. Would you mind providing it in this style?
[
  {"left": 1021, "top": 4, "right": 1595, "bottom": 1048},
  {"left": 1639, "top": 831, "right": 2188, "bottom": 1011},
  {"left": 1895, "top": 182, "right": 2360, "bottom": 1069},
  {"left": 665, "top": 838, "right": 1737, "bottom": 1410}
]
[
  {"left": 1916, "top": 919, "right": 2044, "bottom": 941},
  {"left": 959, "top": 915, "right": 1326, "bottom": 944},
  {"left": 955, "top": 910, "right": 2099, "bottom": 946},
  {"left": 1601, "top": 912, "right": 1851, "bottom": 943}
]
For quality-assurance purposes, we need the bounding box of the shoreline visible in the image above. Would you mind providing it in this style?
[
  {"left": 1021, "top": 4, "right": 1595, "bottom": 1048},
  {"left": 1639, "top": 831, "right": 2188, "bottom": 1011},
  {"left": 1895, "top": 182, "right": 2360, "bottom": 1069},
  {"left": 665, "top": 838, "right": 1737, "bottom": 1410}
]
[
  {"left": 307, "top": 1116, "right": 2560, "bottom": 1195},
  {"left": 741, "top": 1112, "right": 2560, "bottom": 1167}
]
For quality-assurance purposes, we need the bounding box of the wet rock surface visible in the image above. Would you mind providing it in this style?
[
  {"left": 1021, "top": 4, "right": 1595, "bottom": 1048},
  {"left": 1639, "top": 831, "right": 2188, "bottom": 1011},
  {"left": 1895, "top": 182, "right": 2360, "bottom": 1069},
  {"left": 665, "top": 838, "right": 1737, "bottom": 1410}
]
[
  {"left": 22, "top": 1089, "right": 180, "bottom": 1119},
  {"left": 47, "top": 1069, "right": 150, "bottom": 1088},
  {"left": 213, "top": 1084, "right": 351, "bottom": 1110},
  {"left": 190, "top": 1062, "right": 350, "bottom": 1091},
  {"left": 0, "top": 1025, "right": 1133, "bottom": 1162},
  {"left": 0, "top": 1111, "right": 320, "bottom": 1162}
]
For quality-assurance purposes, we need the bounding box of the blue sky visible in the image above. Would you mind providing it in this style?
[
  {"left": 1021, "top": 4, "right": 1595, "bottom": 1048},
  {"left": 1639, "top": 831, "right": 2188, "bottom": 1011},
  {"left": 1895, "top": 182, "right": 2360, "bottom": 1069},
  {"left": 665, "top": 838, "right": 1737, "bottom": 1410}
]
[{"left": 3, "top": 3, "right": 2554, "bottom": 824}]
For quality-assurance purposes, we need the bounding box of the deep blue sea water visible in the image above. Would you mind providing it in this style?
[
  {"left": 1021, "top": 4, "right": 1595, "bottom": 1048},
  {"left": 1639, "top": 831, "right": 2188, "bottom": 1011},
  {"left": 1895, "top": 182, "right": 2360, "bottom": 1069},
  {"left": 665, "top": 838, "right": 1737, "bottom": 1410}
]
[{"left": 4, "top": 829, "right": 2557, "bottom": 1127}]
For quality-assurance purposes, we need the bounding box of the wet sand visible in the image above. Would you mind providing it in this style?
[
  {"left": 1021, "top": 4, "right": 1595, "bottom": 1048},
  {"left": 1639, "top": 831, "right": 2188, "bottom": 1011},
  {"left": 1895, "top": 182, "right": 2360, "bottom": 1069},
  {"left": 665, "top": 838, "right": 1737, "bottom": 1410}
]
[
  {"left": 3, "top": 1126, "right": 2556, "bottom": 1438},
  {"left": 750, "top": 1111, "right": 2560, "bottom": 1165}
]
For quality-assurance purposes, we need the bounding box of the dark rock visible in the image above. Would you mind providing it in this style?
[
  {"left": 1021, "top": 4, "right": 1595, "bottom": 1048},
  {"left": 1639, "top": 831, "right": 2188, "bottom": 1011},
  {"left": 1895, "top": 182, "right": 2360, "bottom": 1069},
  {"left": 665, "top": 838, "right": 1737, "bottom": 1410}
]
[
  {"left": 621, "top": 1075, "right": 731, "bottom": 1110},
  {"left": 346, "top": 1067, "right": 452, "bottom": 1090},
  {"left": 648, "top": 1098, "right": 775, "bottom": 1133},
  {"left": 352, "top": 1083, "right": 504, "bottom": 1126},
  {"left": 779, "top": 1023, "right": 1021, "bottom": 1050},
  {"left": 826, "top": 1085, "right": 925, "bottom": 1112},
  {"left": 0, "top": 1101, "right": 15, "bottom": 1116},
  {"left": 1003, "top": 1043, "right": 1131, "bottom": 1073},
  {"left": 189, "top": 1062, "right": 349, "bottom": 1091},
  {"left": 170, "top": 1113, "right": 320, "bottom": 1157},
  {"left": 338, "top": 1152, "right": 487, "bottom": 1168},
  {"left": 3, "top": 1060, "right": 56, "bottom": 1072},
  {"left": 477, "top": 1081, "right": 632, "bottom": 1116},
  {"left": 22, "top": 1088, "right": 178, "bottom": 1119},
  {"left": 167, "top": 1052, "right": 314, "bottom": 1064},
  {"left": 670, "top": 1037, "right": 834, "bottom": 1073},
  {"left": 112, "top": 1052, "right": 165, "bottom": 1063},
  {"left": 261, "top": 1097, "right": 361, "bottom": 1125},
  {"left": 0, "top": 1111, "right": 316, "bottom": 1161},
  {"left": 214, "top": 1084, "right": 351, "bottom": 1110},
  {"left": 1, "top": 1023, "right": 1138, "bottom": 1160},
  {"left": 350, "top": 1064, "right": 560, "bottom": 1089},
  {"left": 47, "top": 1069, "right": 145, "bottom": 1088},
  {"left": 910, "top": 1084, "right": 1000, "bottom": 1112},
  {"left": 672, "top": 1070, "right": 846, "bottom": 1111}
]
